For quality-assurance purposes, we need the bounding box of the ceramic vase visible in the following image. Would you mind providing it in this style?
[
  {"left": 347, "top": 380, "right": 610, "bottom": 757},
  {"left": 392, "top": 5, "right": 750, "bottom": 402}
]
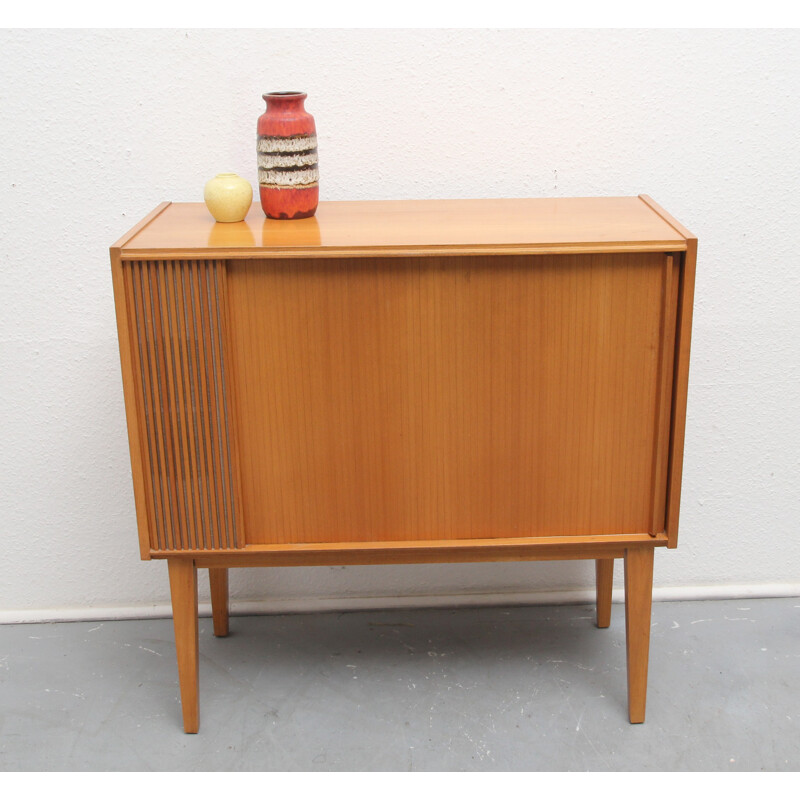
[
  {"left": 257, "top": 91, "right": 319, "bottom": 219},
  {"left": 204, "top": 173, "right": 253, "bottom": 222}
]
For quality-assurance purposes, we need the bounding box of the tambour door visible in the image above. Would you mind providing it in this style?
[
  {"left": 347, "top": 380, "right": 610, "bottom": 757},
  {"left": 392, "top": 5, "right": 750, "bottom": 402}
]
[
  {"left": 226, "top": 251, "right": 680, "bottom": 546},
  {"left": 119, "top": 259, "right": 243, "bottom": 553}
]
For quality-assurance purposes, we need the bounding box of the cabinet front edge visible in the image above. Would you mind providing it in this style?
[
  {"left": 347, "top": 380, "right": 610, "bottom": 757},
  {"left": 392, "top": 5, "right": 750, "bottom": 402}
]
[{"left": 118, "top": 241, "right": 687, "bottom": 261}]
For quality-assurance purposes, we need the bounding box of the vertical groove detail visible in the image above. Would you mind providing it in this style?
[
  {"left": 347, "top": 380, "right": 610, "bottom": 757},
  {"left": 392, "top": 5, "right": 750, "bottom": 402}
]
[{"left": 125, "top": 259, "right": 240, "bottom": 551}]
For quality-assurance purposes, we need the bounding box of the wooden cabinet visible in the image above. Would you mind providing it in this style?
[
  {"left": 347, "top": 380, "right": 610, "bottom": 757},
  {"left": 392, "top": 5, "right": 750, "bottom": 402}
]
[{"left": 110, "top": 197, "right": 696, "bottom": 732}]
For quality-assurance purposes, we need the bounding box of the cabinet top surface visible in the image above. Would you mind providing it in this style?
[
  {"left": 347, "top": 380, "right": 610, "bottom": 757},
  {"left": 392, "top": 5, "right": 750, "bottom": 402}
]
[{"left": 113, "top": 196, "right": 692, "bottom": 258}]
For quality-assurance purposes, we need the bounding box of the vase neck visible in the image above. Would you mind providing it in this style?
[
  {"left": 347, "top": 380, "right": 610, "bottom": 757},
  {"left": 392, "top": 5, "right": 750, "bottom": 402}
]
[{"left": 263, "top": 92, "right": 307, "bottom": 112}]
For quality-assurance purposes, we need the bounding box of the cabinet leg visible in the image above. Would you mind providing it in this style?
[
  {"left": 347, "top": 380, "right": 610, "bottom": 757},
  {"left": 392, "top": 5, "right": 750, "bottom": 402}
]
[
  {"left": 168, "top": 558, "right": 199, "bottom": 733},
  {"left": 624, "top": 546, "right": 654, "bottom": 724},
  {"left": 209, "top": 567, "right": 230, "bottom": 637},
  {"left": 595, "top": 558, "right": 614, "bottom": 628}
]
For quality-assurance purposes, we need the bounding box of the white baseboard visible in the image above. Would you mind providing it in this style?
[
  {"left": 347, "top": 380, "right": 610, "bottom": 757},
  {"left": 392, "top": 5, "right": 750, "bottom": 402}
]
[{"left": 1, "top": 583, "right": 799, "bottom": 625}]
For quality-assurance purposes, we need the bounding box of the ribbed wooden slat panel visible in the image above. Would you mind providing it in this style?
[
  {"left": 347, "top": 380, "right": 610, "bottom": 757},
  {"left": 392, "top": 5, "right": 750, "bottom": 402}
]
[{"left": 124, "top": 259, "right": 240, "bottom": 551}]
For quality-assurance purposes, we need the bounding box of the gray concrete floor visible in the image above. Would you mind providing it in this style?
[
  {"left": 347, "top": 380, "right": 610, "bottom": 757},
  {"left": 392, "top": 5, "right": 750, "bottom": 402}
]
[{"left": 0, "top": 597, "right": 798, "bottom": 770}]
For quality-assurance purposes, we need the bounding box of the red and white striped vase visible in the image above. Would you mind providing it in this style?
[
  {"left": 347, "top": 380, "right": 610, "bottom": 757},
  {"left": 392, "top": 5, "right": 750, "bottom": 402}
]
[{"left": 257, "top": 91, "right": 319, "bottom": 220}]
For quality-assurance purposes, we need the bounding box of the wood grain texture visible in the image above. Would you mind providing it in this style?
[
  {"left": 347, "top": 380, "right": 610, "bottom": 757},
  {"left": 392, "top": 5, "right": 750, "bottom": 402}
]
[
  {"left": 227, "top": 252, "right": 674, "bottom": 546},
  {"left": 180, "top": 533, "right": 667, "bottom": 569},
  {"left": 208, "top": 568, "right": 229, "bottom": 637},
  {"left": 649, "top": 254, "right": 679, "bottom": 534},
  {"left": 637, "top": 195, "right": 697, "bottom": 241},
  {"left": 110, "top": 202, "right": 171, "bottom": 250},
  {"left": 625, "top": 546, "right": 655, "bottom": 723},
  {"left": 118, "top": 198, "right": 687, "bottom": 260},
  {"left": 110, "top": 249, "right": 153, "bottom": 559},
  {"left": 110, "top": 197, "right": 697, "bottom": 729},
  {"left": 122, "top": 259, "right": 242, "bottom": 552},
  {"left": 665, "top": 242, "right": 698, "bottom": 548},
  {"left": 638, "top": 195, "right": 698, "bottom": 549},
  {"left": 168, "top": 558, "right": 199, "bottom": 733},
  {"left": 595, "top": 558, "right": 614, "bottom": 628}
]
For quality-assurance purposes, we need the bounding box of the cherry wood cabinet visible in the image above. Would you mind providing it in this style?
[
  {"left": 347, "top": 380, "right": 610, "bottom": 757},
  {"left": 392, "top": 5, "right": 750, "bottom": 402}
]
[{"left": 110, "top": 197, "right": 696, "bottom": 732}]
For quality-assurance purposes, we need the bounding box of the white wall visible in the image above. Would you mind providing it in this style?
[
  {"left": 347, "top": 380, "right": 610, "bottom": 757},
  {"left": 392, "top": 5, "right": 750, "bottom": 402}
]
[{"left": 1, "top": 28, "right": 799, "bottom": 621}]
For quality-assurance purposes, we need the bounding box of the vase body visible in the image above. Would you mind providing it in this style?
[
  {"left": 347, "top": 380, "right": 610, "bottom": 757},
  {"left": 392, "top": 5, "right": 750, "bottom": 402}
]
[
  {"left": 204, "top": 173, "right": 253, "bottom": 222},
  {"left": 257, "top": 92, "right": 319, "bottom": 220}
]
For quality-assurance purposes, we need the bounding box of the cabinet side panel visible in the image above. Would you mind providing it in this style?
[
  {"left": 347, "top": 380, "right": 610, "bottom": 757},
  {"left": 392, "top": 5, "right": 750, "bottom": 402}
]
[
  {"left": 228, "top": 253, "right": 668, "bottom": 545},
  {"left": 666, "top": 241, "right": 698, "bottom": 547},
  {"left": 122, "top": 259, "right": 242, "bottom": 552},
  {"left": 111, "top": 253, "right": 154, "bottom": 559},
  {"left": 649, "top": 254, "right": 680, "bottom": 534}
]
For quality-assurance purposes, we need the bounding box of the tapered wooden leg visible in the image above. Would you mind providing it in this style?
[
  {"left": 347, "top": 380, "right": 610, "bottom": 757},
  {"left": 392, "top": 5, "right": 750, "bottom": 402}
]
[
  {"left": 595, "top": 558, "right": 614, "bottom": 628},
  {"left": 209, "top": 567, "right": 230, "bottom": 637},
  {"left": 624, "top": 546, "right": 655, "bottom": 724},
  {"left": 168, "top": 558, "right": 199, "bottom": 733}
]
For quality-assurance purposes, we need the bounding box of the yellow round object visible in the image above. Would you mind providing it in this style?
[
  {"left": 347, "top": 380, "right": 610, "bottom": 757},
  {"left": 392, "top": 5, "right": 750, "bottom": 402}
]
[{"left": 204, "top": 173, "right": 253, "bottom": 222}]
